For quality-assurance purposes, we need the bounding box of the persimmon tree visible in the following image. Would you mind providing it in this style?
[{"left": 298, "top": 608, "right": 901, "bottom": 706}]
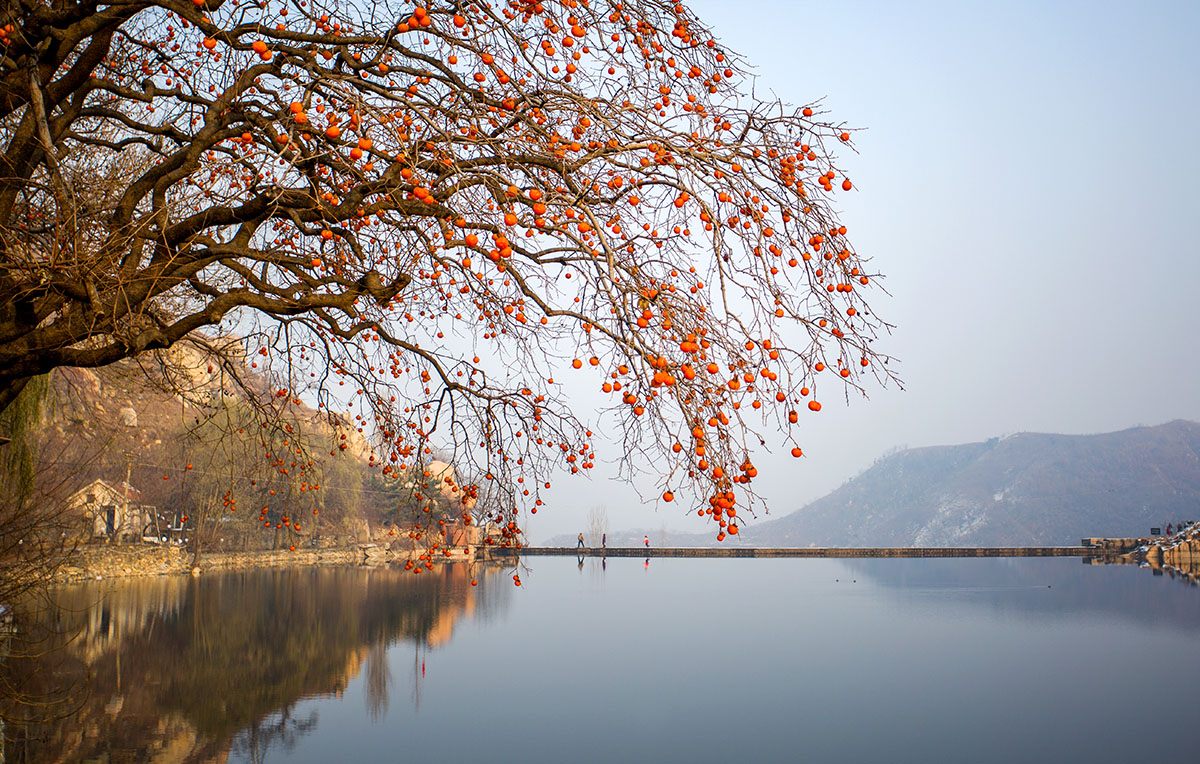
[{"left": 0, "top": 0, "right": 895, "bottom": 548}]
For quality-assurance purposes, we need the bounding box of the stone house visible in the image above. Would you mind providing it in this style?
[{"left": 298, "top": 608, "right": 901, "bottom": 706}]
[
  {"left": 443, "top": 518, "right": 484, "bottom": 547},
  {"left": 67, "top": 479, "right": 154, "bottom": 542}
]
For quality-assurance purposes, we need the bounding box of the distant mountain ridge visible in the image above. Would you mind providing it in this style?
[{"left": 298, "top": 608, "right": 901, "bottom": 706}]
[{"left": 648, "top": 421, "right": 1200, "bottom": 548}]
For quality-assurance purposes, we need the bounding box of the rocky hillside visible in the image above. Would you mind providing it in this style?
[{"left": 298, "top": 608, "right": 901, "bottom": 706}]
[
  {"left": 710, "top": 421, "right": 1200, "bottom": 547},
  {"left": 18, "top": 337, "right": 467, "bottom": 550}
]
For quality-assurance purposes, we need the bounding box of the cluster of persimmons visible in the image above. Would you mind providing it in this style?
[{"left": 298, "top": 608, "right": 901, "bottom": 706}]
[{"left": 2, "top": 0, "right": 894, "bottom": 568}]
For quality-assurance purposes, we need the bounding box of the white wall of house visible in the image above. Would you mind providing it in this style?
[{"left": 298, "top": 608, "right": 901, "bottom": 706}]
[{"left": 68, "top": 480, "right": 150, "bottom": 541}]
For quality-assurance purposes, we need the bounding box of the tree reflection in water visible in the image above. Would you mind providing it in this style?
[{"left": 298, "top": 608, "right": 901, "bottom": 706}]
[
  {"left": 364, "top": 641, "right": 391, "bottom": 722},
  {"left": 1, "top": 563, "right": 509, "bottom": 763},
  {"left": 231, "top": 706, "right": 318, "bottom": 764}
]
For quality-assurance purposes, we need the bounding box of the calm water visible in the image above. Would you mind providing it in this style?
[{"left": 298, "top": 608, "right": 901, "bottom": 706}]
[{"left": 3, "top": 557, "right": 1198, "bottom": 763}]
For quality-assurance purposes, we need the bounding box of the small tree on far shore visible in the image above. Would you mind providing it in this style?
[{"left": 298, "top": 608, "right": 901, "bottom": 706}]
[{"left": 586, "top": 505, "right": 609, "bottom": 546}]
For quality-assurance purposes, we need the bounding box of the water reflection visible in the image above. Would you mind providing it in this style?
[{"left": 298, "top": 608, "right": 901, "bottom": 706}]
[
  {"left": 5, "top": 555, "right": 1199, "bottom": 764},
  {"left": 1, "top": 563, "right": 510, "bottom": 763},
  {"left": 825, "top": 555, "right": 1200, "bottom": 633},
  {"left": 1119, "top": 550, "right": 1200, "bottom": 586},
  {"left": 231, "top": 706, "right": 317, "bottom": 764}
]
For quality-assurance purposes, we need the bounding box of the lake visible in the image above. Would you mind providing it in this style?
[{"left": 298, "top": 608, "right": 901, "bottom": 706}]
[{"left": 2, "top": 556, "right": 1198, "bottom": 763}]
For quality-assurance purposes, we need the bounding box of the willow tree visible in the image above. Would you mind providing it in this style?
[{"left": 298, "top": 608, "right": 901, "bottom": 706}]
[{"left": 0, "top": 0, "right": 895, "bottom": 549}]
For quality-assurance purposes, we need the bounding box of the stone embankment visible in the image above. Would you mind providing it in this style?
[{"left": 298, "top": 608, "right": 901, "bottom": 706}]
[
  {"left": 1129, "top": 525, "right": 1200, "bottom": 582},
  {"left": 1092, "top": 525, "right": 1200, "bottom": 584},
  {"left": 51, "top": 542, "right": 475, "bottom": 583}
]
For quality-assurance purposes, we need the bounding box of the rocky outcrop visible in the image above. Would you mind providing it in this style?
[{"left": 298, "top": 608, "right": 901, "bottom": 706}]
[
  {"left": 1163, "top": 536, "right": 1200, "bottom": 567},
  {"left": 1108, "top": 524, "right": 1200, "bottom": 584}
]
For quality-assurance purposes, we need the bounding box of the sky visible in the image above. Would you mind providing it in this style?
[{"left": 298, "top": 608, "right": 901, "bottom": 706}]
[{"left": 525, "top": 0, "right": 1200, "bottom": 543}]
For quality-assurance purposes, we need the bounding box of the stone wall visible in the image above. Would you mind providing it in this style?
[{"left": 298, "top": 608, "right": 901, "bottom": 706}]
[
  {"left": 54, "top": 544, "right": 192, "bottom": 581},
  {"left": 1114, "top": 528, "right": 1200, "bottom": 584},
  {"left": 1081, "top": 537, "right": 1142, "bottom": 552},
  {"left": 1163, "top": 537, "right": 1200, "bottom": 569},
  {"left": 50, "top": 543, "right": 455, "bottom": 583}
]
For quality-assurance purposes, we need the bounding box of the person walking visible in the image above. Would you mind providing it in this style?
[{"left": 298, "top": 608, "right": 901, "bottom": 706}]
[
  {"left": 577, "top": 532, "right": 585, "bottom": 549},
  {"left": 602, "top": 533, "right": 606, "bottom": 549},
  {"left": 643, "top": 535, "right": 650, "bottom": 550}
]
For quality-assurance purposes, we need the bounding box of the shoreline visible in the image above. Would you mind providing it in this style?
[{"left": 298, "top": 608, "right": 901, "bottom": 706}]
[
  {"left": 47, "top": 542, "right": 477, "bottom": 584},
  {"left": 41, "top": 530, "right": 1200, "bottom": 586}
]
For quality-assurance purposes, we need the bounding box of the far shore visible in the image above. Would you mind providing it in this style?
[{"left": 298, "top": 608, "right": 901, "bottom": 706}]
[
  {"left": 45, "top": 541, "right": 478, "bottom": 585},
  {"left": 38, "top": 529, "right": 1200, "bottom": 587}
]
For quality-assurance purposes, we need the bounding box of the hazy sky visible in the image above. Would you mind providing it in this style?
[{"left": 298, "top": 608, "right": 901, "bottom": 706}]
[{"left": 524, "top": 0, "right": 1200, "bottom": 542}]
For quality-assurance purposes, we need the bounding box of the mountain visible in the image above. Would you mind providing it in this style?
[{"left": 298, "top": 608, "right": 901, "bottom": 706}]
[
  {"left": 730, "top": 421, "right": 1200, "bottom": 547},
  {"left": 592, "top": 421, "right": 1197, "bottom": 549}
]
